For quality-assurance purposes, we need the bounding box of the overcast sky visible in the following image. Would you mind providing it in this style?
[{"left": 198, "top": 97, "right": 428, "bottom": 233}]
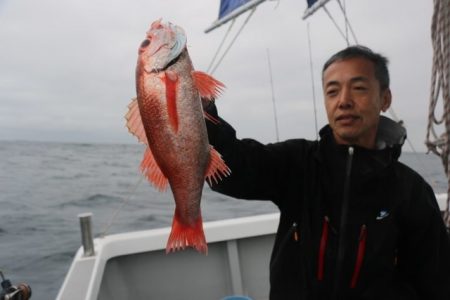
[{"left": 0, "top": 0, "right": 439, "bottom": 151}]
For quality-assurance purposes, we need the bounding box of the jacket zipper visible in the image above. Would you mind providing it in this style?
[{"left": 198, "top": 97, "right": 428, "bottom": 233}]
[
  {"left": 332, "top": 146, "right": 354, "bottom": 298},
  {"left": 292, "top": 222, "right": 300, "bottom": 242},
  {"left": 317, "top": 216, "right": 329, "bottom": 281},
  {"left": 350, "top": 224, "right": 367, "bottom": 288}
]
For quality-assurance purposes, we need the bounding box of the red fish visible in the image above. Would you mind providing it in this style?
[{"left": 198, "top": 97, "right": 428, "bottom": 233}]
[{"left": 125, "top": 19, "right": 230, "bottom": 254}]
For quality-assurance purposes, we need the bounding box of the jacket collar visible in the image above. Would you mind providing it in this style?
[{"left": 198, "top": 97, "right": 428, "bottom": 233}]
[
  {"left": 374, "top": 116, "right": 406, "bottom": 151},
  {"left": 318, "top": 116, "right": 406, "bottom": 156},
  {"left": 316, "top": 116, "right": 406, "bottom": 176}
]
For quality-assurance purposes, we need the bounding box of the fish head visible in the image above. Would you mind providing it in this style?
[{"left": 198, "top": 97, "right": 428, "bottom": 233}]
[{"left": 137, "top": 19, "right": 187, "bottom": 73}]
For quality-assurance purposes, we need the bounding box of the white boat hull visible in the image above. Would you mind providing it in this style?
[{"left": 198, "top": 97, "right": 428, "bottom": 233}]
[{"left": 57, "top": 213, "right": 279, "bottom": 300}]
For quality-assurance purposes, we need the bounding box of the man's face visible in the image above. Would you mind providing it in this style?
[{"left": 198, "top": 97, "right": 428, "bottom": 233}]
[{"left": 322, "top": 57, "right": 391, "bottom": 148}]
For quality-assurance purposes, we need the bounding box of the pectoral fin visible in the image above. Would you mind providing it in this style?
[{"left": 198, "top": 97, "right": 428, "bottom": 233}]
[
  {"left": 125, "top": 98, "right": 148, "bottom": 144},
  {"left": 191, "top": 71, "right": 225, "bottom": 101}
]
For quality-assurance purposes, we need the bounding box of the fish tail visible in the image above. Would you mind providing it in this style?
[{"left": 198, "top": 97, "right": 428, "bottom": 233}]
[{"left": 166, "top": 209, "right": 208, "bottom": 255}]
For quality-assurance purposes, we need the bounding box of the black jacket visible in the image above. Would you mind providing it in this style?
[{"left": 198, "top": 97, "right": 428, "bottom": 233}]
[{"left": 206, "top": 109, "right": 450, "bottom": 300}]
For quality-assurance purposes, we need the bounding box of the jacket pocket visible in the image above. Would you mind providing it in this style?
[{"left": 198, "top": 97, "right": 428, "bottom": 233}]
[
  {"left": 269, "top": 221, "right": 305, "bottom": 296},
  {"left": 271, "top": 222, "right": 301, "bottom": 267}
]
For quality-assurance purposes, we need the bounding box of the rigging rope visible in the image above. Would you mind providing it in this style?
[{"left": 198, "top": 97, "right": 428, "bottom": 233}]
[
  {"left": 322, "top": 5, "right": 349, "bottom": 45},
  {"left": 343, "top": 0, "right": 348, "bottom": 42},
  {"left": 210, "top": 7, "right": 257, "bottom": 75},
  {"left": 207, "top": 18, "right": 236, "bottom": 73},
  {"left": 336, "top": 0, "right": 358, "bottom": 45},
  {"left": 320, "top": 0, "right": 358, "bottom": 46},
  {"left": 426, "top": 0, "right": 450, "bottom": 227}
]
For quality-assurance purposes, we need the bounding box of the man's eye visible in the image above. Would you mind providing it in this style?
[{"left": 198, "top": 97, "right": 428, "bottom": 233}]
[
  {"left": 354, "top": 86, "right": 367, "bottom": 91},
  {"left": 326, "top": 89, "right": 338, "bottom": 96}
]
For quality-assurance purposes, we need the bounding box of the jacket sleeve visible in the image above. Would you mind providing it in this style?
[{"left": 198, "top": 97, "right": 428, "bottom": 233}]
[
  {"left": 397, "top": 181, "right": 450, "bottom": 299},
  {"left": 204, "top": 102, "right": 306, "bottom": 206}
]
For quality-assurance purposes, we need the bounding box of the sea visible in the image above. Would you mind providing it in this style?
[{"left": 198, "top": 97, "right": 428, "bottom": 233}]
[{"left": 0, "top": 140, "right": 447, "bottom": 300}]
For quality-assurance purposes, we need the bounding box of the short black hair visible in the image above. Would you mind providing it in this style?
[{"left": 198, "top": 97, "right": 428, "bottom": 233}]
[{"left": 322, "top": 45, "right": 390, "bottom": 91}]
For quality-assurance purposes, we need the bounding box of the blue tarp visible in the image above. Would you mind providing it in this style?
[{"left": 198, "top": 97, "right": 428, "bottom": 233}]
[{"left": 219, "top": 0, "right": 251, "bottom": 19}]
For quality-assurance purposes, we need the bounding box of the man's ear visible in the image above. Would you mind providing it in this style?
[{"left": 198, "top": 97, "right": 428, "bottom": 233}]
[{"left": 381, "top": 88, "right": 392, "bottom": 112}]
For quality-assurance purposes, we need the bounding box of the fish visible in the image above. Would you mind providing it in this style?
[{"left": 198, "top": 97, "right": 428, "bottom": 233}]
[{"left": 125, "top": 19, "right": 230, "bottom": 254}]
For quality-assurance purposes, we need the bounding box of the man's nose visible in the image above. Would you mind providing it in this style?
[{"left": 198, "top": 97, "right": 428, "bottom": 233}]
[{"left": 338, "top": 87, "right": 353, "bottom": 109}]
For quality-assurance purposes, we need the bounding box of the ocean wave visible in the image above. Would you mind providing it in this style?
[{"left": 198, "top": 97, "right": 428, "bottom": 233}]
[{"left": 59, "top": 193, "right": 123, "bottom": 208}]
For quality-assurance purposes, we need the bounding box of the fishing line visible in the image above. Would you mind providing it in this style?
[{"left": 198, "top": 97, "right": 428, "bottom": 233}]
[{"left": 100, "top": 174, "right": 145, "bottom": 237}]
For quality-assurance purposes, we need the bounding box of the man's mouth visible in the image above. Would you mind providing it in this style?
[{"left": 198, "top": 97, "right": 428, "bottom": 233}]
[{"left": 336, "top": 114, "right": 359, "bottom": 124}]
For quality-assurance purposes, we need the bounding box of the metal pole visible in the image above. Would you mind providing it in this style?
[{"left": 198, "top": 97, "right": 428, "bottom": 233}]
[
  {"left": 78, "top": 213, "right": 95, "bottom": 257},
  {"left": 307, "top": 22, "right": 319, "bottom": 139},
  {"left": 266, "top": 48, "right": 280, "bottom": 142}
]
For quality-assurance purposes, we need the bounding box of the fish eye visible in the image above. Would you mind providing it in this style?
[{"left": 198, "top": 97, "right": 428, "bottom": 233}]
[{"left": 140, "top": 39, "right": 151, "bottom": 48}]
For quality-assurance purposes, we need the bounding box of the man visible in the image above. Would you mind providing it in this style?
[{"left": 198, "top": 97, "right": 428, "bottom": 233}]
[{"left": 205, "top": 46, "right": 450, "bottom": 299}]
